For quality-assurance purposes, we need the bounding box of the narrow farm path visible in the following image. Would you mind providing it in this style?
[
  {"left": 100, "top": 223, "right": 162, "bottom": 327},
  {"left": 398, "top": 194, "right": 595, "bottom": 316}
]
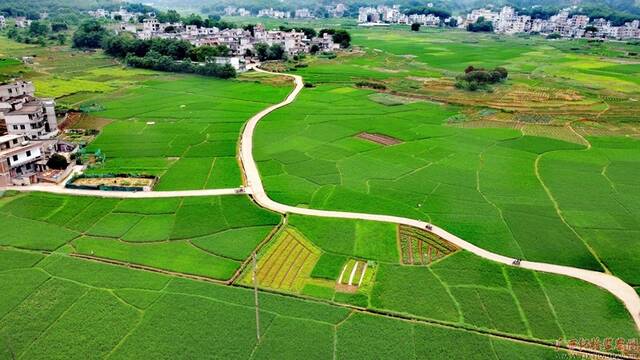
[
  {"left": 239, "top": 69, "right": 640, "bottom": 331},
  {"left": 3, "top": 184, "right": 246, "bottom": 198}
]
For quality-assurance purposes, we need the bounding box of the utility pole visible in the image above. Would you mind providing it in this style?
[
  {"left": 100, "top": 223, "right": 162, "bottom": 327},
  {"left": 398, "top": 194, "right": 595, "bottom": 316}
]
[{"left": 252, "top": 251, "right": 260, "bottom": 343}]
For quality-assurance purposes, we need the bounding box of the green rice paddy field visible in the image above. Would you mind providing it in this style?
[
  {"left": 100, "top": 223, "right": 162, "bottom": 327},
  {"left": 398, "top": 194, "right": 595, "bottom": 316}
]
[
  {"left": 0, "top": 192, "right": 280, "bottom": 280},
  {"left": 0, "top": 192, "right": 636, "bottom": 352},
  {"left": 1, "top": 247, "right": 585, "bottom": 360},
  {"left": 254, "top": 82, "right": 640, "bottom": 286},
  {"left": 84, "top": 77, "right": 290, "bottom": 190},
  {"left": 2, "top": 26, "right": 640, "bottom": 357}
]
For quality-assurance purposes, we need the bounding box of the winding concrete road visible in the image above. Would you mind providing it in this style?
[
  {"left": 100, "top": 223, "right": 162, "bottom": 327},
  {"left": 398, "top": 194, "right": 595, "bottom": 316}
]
[
  {"left": 3, "top": 69, "right": 639, "bottom": 332},
  {"left": 239, "top": 69, "right": 640, "bottom": 331}
]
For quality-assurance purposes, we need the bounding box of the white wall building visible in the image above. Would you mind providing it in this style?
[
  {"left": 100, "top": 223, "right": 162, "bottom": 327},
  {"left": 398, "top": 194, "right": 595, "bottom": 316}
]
[
  {"left": 0, "top": 134, "right": 45, "bottom": 186},
  {"left": 0, "top": 81, "right": 57, "bottom": 140},
  {"left": 295, "top": 9, "right": 313, "bottom": 19}
]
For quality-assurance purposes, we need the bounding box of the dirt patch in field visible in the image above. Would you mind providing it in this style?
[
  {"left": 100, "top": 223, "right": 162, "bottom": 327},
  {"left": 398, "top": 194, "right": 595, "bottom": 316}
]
[
  {"left": 357, "top": 132, "right": 403, "bottom": 146},
  {"left": 64, "top": 112, "right": 112, "bottom": 131},
  {"left": 335, "top": 284, "right": 358, "bottom": 293},
  {"left": 72, "top": 177, "right": 155, "bottom": 187}
]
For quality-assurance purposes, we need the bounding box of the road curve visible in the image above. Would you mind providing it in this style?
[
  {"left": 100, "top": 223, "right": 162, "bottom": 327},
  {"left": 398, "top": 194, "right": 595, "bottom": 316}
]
[{"left": 239, "top": 69, "right": 640, "bottom": 331}]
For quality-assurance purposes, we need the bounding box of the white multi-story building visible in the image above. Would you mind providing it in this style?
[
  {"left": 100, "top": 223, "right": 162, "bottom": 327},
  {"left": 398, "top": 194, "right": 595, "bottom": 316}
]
[
  {"left": 466, "top": 8, "right": 499, "bottom": 24},
  {"left": 311, "top": 33, "right": 341, "bottom": 51},
  {"left": 327, "top": 4, "right": 347, "bottom": 18},
  {"left": 358, "top": 7, "right": 380, "bottom": 23},
  {"left": 0, "top": 81, "right": 74, "bottom": 186},
  {"left": 213, "top": 57, "right": 246, "bottom": 72},
  {"left": 0, "top": 81, "right": 57, "bottom": 140},
  {"left": 88, "top": 9, "right": 110, "bottom": 18},
  {"left": 0, "top": 134, "right": 45, "bottom": 186},
  {"left": 257, "top": 8, "right": 290, "bottom": 19},
  {"left": 0, "top": 16, "right": 6, "bottom": 29},
  {"left": 111, "top": 8, "right": 138, "bottom": 22},
  {"left": 238, "top": 8, "right": 251, "bottom": 17},
  {"left": 14, "top": 17, "right": 32, "bottom": 28},
  {"left": 295, "top": 9, "right": 313, "bottom": 19}
]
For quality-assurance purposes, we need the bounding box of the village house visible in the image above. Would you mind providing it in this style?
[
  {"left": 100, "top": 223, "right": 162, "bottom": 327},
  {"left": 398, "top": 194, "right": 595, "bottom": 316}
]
[
  {"left": 14, "top": 17, "right": 32, "bottom": 28},
  {"left": 0, "top": 16, "right": 6, "bottom": 29},
  {"left": 327, "top": 4, "right": 348, "bottom": 18},
  {"left": 258, "top": 8, "right": 291, "bottom": 19},
  {"left": 0, "top": 81, "right": 58, "bottom": 140},
  {"left": 294, "top": 9, "right": 314, "bottom": 19},
  {"left": 0, "top": 81, "right": 77, "bottom": 186},
  {"left": 0, "top": 134, "right": 45, "bottom": 186},
  {"left": 213, "top": 57, "right": 247, "bottom": 72},
  {"left": 311, "top": 33, "right": 341, "bottom": 51},
  {"left": 88, "top": 8, "right": 110, "bottom": 19}
]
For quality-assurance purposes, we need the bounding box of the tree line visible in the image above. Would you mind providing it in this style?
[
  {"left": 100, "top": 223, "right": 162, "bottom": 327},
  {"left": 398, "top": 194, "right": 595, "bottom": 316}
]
[
  {"left": 73, "top": 20, "right": 236, "bottom": 79},
  {"left": 5, "top": 20, "right": 68, "bottom": 46}
]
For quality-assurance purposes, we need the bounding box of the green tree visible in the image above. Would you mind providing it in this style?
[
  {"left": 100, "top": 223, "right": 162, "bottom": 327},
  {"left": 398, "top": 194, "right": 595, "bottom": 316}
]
[
  {"left": 47, "top": 154, "right": 68, "bottom": 170},
  {"left": 254, "top": 43, "right": 269, "bottom": 61},
  {"left": 411, "top": 23, "right": 421, "bottom": 31},
  {"left": 29, "top": 21, "right": 49, "bottom": 36},
  {"left": 158, "top": 10, "right": 181, "bottom": 23},
  {"left": 51, "top": 23, "right": 68, "bottom": 32},
  {"left": 72, "top": 20, "right": 108, "bottom": 48},
  {"left": 267, "top": 43, "right": 285, "bottom": 60}
]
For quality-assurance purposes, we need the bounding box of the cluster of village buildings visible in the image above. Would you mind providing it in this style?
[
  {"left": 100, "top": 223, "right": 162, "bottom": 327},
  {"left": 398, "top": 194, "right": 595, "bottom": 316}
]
[
  {"left": 115, "top": 20, "right": 339, "bottom": 70},
  {"left": 461, "top": 7, "right": 640, "bottom": 39},
  {"left": 0, "top": 81, "right": 77, "bottom": 186},
  {"left": 224, "top": 5, "right": 348, "bottom": 19},
  {"left": 356, "top": 4, "right": 640, "bottom": 40},
  {"left": 0, "top": 15, "right": 36, "bottom": 29},
  {"left": 358, "top": 5, "right": 449, "bottom": 27}
]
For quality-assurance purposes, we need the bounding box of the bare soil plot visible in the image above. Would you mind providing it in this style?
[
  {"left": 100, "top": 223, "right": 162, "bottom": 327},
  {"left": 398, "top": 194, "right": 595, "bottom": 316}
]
[
  {"left": 72, "top": 177, "right": 154, "bottom": 187},
  {"left": 398, "top": 225, "right": 459, "bottom": 265},
  {"left": 336, "top": 259, "right": 368, "bottom": 293},
  {"left": 356, "top": 132, "right": 402, "bottom": 146}
]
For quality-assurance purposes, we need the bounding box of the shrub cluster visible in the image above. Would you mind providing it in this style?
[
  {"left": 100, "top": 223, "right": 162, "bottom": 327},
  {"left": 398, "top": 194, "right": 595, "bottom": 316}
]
[
  {"left": 355, "top": 81, "right": 387, "bottom": 90},
  {"left": 455, "top": 66, "right": 508, "bottom": 91},
  {"left": 467, "top": 17, "right": 494, "bottom": 32},
  {"left": 124, "top": 51, "right": 236, "bottom": 79}
]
